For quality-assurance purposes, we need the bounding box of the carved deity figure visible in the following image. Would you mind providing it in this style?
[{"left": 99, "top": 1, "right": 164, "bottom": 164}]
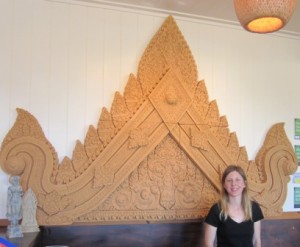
[
  {"left": 21, "top": 188, "right": 39, "bottom": 232},
  {"left": 6, "top": 176, "right": 23, "bottom": 238}
]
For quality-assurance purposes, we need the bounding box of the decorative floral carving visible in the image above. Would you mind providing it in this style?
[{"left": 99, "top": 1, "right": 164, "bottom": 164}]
[
  {"left": 138, "top": 16, "right": 197, "bottom": 96},
  {"left": 2, "top": 108, "right": 47, "bottom": 146},
  {"left": 56, "top": 157, "right": 75, "bottom": 184},
  {"left": 124, "top": 73, "right": 144, "bottom": 113},
  {"left": 128, "top": 128, "right": 149, "bottom": 149},
  {"left": 94, "top": 165, "right": 115, "bottom": 188},
  {"left": 84, "top": 125, "right": 103, "bottom": 161},
  {"left": 193, "top": 80, "right": 209, "bottom": 118},
  {"left": 72, "top": 141, "right": 88, "bottom": 176},
  {"left": 226, "top": 133, "right": 240, "bottom": 162},
  {"left": 111, "top": 92, "right": 131, "bottom": 130},
  {"left": 38, "top": 191, "right": 71, "bottom": 216},
  {"left": 190, "top": 127, "right": 209, "bottom": 151},
  {"left": 97, "top": 107, "right": 116, "bottom": 146},
  {"left": 149, "top": 68, "right": 192, "bottom": 131}
]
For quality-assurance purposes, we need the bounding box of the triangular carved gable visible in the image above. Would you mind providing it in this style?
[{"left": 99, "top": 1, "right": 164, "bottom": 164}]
[
  {"left": 0, "top": 16, "right": 297, "bottom": 225},
  {"left": 78, "top": 135, "right": 219, "bottom": 222}
]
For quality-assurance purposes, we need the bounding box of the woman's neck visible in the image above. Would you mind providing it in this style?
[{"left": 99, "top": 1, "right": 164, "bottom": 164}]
[{"left": 228, "top": 196, "right": 242, "bottom": 207}]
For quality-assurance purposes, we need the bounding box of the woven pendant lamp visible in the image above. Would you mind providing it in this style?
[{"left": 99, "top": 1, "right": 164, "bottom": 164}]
[{"left": 234, "top": 0, "right": 297, "bottom": 33}]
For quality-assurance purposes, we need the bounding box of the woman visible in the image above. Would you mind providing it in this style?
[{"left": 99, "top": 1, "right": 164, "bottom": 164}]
[{"left": 204, "top": 165, "right": 263, "bottom": 247}]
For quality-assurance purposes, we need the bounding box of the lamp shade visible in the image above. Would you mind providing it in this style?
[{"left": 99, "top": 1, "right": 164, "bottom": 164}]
[{"left": 234, "top": 0, "right": 297, "bottom": 33}]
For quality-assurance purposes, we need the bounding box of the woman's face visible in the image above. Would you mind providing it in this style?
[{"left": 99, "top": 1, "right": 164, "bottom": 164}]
[{"left": 223, "top": 171, "right": 246, "bottom": 198}]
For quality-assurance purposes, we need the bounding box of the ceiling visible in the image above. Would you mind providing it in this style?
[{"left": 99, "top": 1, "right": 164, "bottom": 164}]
[{"left": 97, "top": 0, "right": 300, "bottom": 34}]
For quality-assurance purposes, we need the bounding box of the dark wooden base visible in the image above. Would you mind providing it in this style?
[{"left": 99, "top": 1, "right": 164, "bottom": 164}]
[
  {"left": 35, "top": 219, "right": 300, "bottom": 247},
  {"left": 36, "top": 221, "right": 204, "bottom": 247},
  {"left": 261, "top": 219, "right": 300, "bottom": 247},
  {"left": 1, "top": 219, "right": 300, "bottom": 247}
]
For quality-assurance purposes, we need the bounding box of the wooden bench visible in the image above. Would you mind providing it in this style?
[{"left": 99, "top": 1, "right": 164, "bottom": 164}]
[{"left": 32, "top": 219, "right": 300, "bottom": 247}]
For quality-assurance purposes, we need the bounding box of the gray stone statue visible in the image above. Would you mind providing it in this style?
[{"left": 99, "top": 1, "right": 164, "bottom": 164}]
[
  {"left": 21, "top": 188, "right": 39, "bottom": 233},
  {"left": 6, "top": 176, "right": 23, "bottom": 238}
]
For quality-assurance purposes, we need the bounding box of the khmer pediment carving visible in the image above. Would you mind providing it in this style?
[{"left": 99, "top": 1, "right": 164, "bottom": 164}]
[{"left": 0, "top": 16, "right": 297, "bottom": 225}]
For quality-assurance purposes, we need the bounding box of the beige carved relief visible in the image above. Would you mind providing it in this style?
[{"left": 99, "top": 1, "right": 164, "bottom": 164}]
[{"left": 0, "top": 16, "right": 298, "bottom": 225}]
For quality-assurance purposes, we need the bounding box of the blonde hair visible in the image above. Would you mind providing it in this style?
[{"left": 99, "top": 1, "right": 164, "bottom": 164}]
[{"left": 219, "top": 165, "right": 253, "bottom": 221}]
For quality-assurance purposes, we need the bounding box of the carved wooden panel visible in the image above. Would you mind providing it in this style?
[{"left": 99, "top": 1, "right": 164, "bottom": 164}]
[{"left": 0, "top": 16, "right": 297, "bottom": 225}]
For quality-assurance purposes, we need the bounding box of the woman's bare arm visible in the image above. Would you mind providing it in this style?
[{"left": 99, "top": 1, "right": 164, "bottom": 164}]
[
  {"left": 253, "top": 220, "right": 262, "bottom": 247},
  {"left": 204, "top": 223, "right": 217, "bottom": 247}
]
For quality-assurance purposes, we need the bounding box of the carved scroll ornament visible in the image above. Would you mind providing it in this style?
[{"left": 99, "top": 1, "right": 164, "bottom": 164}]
[{"left": 0, "top": 16, "right": 297, "bottom": 225}]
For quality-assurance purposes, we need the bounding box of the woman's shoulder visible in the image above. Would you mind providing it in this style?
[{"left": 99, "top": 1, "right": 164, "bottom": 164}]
[
  {"left": 205, "top": 202, "right": 221, "bottom": 226},
  {"left": 251, "top": 200, "right": 261, "bottom": 208},
  {"left": 250, "top": 200, "right": 264, "bottom": 221},
  {"left": 208, "top": 202, "right": 221, "bottom": 213}
]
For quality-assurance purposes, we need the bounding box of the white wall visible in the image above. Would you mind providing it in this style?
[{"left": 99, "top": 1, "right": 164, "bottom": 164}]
[{"left": 0, "top": 0, "right": 300, "bottom": 218}]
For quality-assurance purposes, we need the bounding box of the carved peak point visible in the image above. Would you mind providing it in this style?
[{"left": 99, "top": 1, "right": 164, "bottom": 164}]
[{"left": 138, "top": 15, "right": 198, "bottom": 97}]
